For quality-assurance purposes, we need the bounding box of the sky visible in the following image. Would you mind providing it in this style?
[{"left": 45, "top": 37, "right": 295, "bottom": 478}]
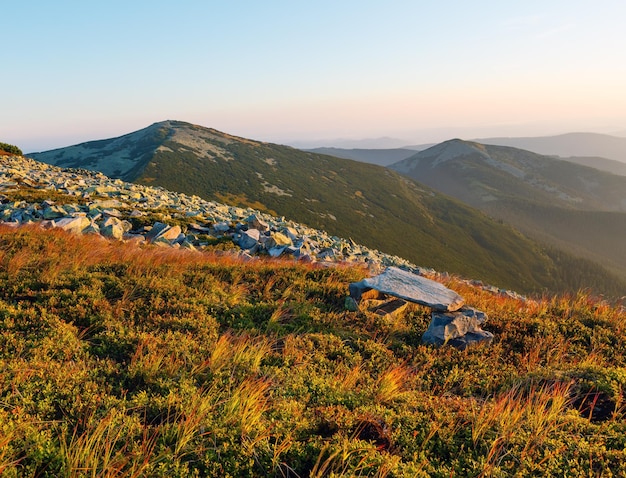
[{"left": 3, "top": 0, "right": 626, "bottom": 152}]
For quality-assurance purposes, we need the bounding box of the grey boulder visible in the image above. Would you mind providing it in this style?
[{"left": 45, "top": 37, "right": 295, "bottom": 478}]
[{"left": 422, "top": 307, "right": 493, "bottom": 349}]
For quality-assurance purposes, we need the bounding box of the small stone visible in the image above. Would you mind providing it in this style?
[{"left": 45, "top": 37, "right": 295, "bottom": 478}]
[{"left": 344, "top": 296, "right": 359, "bottom": 311}]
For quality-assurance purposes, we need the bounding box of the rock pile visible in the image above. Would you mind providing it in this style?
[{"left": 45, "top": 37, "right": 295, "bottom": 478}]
[
  {"left": 0, "top": 155, "right": 423, "bottom": 271},
  {"left": 349, "top": 267, "right": 493, "bottom": 349}
]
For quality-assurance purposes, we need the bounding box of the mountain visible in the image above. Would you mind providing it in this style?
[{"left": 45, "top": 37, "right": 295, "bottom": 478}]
[
  {"left": 472, "top": 132, "right": 626, "bottom": 164},
  {"left": 390, "top": 139, "right": 626, "bottom": 281},
  {"left": 304, "top": 147, "right": 416, "bottom": 166},
  {"left": 306, "top": 135, "right": 626, "bottom": 177},
  {"left": 28, "top": 120, "right": 624, "bottom": 294}
]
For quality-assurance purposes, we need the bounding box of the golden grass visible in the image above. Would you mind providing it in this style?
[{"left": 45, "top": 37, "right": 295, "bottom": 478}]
[{"left": 1, "top": 225, "right": 626, "bottom": 476}]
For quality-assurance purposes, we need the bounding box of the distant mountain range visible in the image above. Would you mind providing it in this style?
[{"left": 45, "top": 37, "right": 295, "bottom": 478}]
[
  {"left": 28, "top": 120, "right": 625, "bottom": 295},
  {"left": 390, "top": 140, "right": 626, "bottom": 282},
  {"left": 288, "top": 136, "right": 412, "bottom": 150},
  {"left": 308, "top": 132, "right": 626, "bottom": 175},
  {"left": 471, "top": 132, "right": 626, "bottom": 164}
]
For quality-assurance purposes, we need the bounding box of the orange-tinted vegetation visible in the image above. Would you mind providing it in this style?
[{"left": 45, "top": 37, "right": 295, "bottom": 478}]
[{"left": 1, "top": 225, "right": 625, "bottom": 476}]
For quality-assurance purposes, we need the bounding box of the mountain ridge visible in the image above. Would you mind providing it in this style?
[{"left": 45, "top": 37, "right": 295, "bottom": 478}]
[{"left": 28, "top": 121, "right": 625, "bottom": 294}]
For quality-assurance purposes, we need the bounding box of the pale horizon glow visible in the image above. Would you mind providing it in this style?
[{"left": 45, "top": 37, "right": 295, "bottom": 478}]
[{"left": 4, "top": 1, "right": 626, "bottom": 152}]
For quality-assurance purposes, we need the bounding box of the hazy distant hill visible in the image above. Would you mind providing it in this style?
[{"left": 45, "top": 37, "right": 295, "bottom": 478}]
[
  {"left": 288, "top": 136, "right": 412, "bottom": 149},
  {"left": 308, "top": 133, "right": 626, "bottom": 177},
  {"left": 390, "top": 139, "right": 626, "bottom": 280},
  {"left": 305, "top": 147, "right": 416, "bottom": 166},
  {"left": 472, "top": 132, "right": 626, "bottom": 164}
]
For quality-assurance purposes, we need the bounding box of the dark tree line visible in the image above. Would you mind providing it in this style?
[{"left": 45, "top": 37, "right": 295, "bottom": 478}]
[{"left": 0, "top": 142, "right": 23, "bottom": 155}]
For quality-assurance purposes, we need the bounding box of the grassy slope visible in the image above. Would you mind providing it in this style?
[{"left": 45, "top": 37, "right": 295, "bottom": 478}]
[
  {"left": 135, "top": 137, "right": 624, "bottom": 295},
  {"left": 1, "top": 226, "right": 626, "bottom": 477},
  {"left": 486, "top": 200, "right": 626, "bottom": 281}
]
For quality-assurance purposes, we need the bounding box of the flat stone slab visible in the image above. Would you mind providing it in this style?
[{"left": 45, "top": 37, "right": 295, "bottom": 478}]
[{"left": 349, "top": 266, "right": 464, "bottom": 312}]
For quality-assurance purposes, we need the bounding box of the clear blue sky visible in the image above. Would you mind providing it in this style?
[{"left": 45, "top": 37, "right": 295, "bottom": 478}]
[{"left": 4, "top": 0, "right": 626, "bottom": 151}]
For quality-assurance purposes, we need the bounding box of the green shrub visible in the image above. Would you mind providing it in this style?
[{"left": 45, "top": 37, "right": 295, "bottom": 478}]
[{"left": 0, "top": 142, "right": 22, "bottom": 156}]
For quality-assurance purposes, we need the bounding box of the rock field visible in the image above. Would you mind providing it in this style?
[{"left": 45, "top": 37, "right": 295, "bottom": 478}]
[{"left": 0, "top": 155, "right": 423, "bottom": 271}]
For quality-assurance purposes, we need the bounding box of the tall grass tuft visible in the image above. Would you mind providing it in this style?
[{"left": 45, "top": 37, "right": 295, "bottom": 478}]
[
  {"left": 310, "top": 438, "right": 400, "bottom": 478},
  {"left": 164, "top": 386, "right": 218, "bottom": 458},
  {"left": 375, "top": 364, "right": 413, "bottom": 403},
  {"left": 191, "top": 332, "right": 272, "bottom": 379},
  {"left": 222, "top": 377, "right": 272, "bottom": 439},
  {"left": 60, "top": 408, "right": 158, "bottom": 478},
  {"left": 471, "top": 380, "right": 574, "bottom": 475}
]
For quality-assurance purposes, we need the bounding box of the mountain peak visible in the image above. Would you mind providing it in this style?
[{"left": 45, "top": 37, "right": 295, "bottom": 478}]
[
  {"left": 392, "top": 139, "right": 489, "bottom": 172},
  {"left": 151, "top": 120, "right": 263, "bottom": 147}
]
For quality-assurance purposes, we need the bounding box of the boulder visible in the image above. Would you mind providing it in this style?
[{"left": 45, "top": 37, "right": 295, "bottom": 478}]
[
  {"left": 349, "top": 267, "right": 464, "bottom": 312},
  {"left": 100, "top": 217, "right": 125, "bottom": 240},
  {"left": 145, "top": 222, "right": 181, "bottom": 243},
  {"left": 268, "top": 246, "right": 287, "bottom": 257},
  {"left": 145, "top": 222, "right": 169, "bottom": 241},
  {"left": 82, "top": 221, "right": 100, "bottom": 235},
  {"left": 246, "top": 213, "right": 269, "bottom": 232},
  {"left": 213, "top": 221, "right": 231, "bottom": 233},
  {"left": 370, "top": 298, "right": 409, "bottom": 319},
  {"left": 102, "top": 208, "right": 123, "bottom": 218},
  {"left": 238, "top": 228, "right": 261, "bottom": 250},
  {"left": 269, "top": 231, "right": 292, "bottom": 247},
  {"left": 42, "top": 205, "right": 67, "bottom": 219},
  {"left": 157, "top": 225, "right": 182, "bottom": 241},
  {"left": 53, "top": 216, "right": 91, "bottom": 234},
  {"left": 422, "top": 307, "right": 493, "bottom": 349}
]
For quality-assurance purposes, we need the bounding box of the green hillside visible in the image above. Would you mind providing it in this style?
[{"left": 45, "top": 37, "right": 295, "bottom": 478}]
[
  {"left": 29, "top": 121, "right": 626, "bottom": 295},
  {"left": 390, "top": 139, "right": 626, "bottom": 284}
]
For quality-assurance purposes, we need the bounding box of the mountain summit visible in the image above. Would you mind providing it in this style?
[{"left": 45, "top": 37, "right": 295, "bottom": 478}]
[
  {"left": 392, "top": 139, "right": 626, "bottom": 211},
  {"left": 29, "top": 120, "right": 249, "bottom": 181}
]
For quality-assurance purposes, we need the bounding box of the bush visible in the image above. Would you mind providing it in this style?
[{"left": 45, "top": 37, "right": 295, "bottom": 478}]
[{"left": 0, "top": 142, "right": 22, "bottom": 156}]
